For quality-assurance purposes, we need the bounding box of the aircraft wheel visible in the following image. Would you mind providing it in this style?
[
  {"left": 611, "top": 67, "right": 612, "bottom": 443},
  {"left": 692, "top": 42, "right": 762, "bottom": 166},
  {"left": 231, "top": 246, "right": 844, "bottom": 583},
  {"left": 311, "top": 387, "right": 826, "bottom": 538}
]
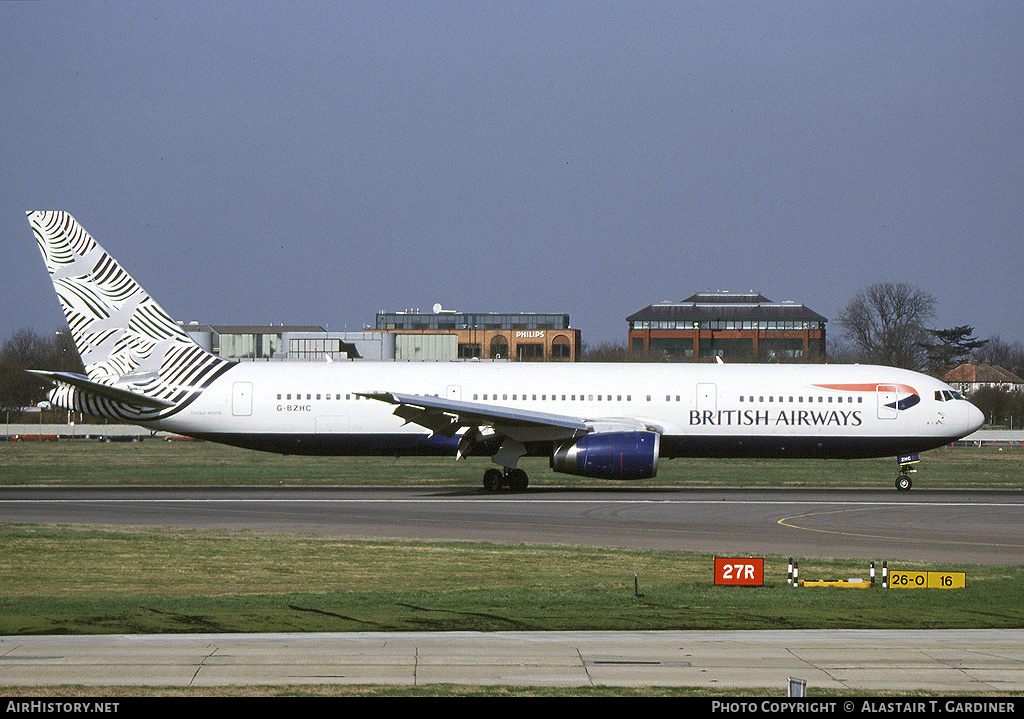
[
  {"left": 896, "top": 474, "right": 912, "bottom": 491},
  {"left": 508, "top": 468, "right": 529, "bottom": 492},
  {"left": 482, "top": 468, "right": 502, "bottom": 492}
]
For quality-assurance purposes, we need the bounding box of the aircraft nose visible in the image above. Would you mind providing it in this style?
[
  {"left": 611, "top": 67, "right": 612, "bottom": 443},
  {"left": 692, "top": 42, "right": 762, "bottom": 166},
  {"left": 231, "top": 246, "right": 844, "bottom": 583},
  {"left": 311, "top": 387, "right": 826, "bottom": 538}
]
[{"left": 966, "top": 401, "right": 985, "bottom": 434}]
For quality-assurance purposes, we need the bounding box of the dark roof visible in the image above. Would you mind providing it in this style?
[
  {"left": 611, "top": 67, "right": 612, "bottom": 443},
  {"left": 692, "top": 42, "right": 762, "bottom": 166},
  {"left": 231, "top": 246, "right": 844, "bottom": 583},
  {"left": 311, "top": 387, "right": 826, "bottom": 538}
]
[
  {"left": 208, "top": 325, "right": 325, "bottom": 334},
  {"left": 627, "top": 292, "right": 827, "bottom": 322},
  {"left": 682, "top": 291, "right": 771, "bottom": 304}
]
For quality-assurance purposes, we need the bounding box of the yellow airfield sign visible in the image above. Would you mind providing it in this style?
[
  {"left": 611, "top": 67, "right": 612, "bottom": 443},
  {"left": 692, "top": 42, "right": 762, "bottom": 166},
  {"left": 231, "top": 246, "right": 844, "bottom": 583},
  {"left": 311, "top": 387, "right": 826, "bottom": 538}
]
[{"left": 888, "top": 570, "right": 967, "bottom": 589}]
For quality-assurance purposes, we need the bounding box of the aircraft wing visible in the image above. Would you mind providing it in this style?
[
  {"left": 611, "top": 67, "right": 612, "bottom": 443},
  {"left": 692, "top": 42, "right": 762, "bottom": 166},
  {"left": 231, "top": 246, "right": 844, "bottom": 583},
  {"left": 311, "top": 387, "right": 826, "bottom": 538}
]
[{"left": 358, "top": 391, "right": 590, "bottom": 439}]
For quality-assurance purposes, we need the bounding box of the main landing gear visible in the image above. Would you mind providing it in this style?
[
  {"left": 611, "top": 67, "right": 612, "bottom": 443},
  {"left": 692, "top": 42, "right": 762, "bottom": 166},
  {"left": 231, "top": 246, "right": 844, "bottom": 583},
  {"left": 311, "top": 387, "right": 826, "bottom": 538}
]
[{"left": 482, "top": 467, "right": 529, "bottom": 493}]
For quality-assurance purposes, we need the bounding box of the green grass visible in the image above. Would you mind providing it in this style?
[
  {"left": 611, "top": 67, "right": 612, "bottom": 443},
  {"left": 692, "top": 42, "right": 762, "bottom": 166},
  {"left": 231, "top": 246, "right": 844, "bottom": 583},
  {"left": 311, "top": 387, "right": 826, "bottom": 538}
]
[
  {"left": 0, "top": 442, "right": 1020, "bottom": 633},
  {"left": 0, "top": 437, "right": 1021, "bottom": 488},
  {"left": 0, "top": 524, "right": 1021, "bottom": 636},
  {"left": 1, "top": 441, "right": 1020, "bottom": 637},
  {"left": 1, "top": 442, "right": 1020, "bottom": 694}
]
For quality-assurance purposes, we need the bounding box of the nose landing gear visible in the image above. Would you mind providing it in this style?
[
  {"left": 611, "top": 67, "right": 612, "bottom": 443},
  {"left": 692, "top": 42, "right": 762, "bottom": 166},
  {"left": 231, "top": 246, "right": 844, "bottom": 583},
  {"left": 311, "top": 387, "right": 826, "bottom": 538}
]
[
  {"left": 896, "top": 470, "right": 913, "bottom": 491},
  {"left": 896, "top": 453, "right": 920, "bottom": 491}
]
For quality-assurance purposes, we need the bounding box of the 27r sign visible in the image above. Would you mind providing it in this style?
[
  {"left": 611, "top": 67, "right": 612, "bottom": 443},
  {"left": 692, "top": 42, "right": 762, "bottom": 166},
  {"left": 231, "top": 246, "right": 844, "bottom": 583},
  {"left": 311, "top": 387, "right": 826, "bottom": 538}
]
[{"left": 714, "top": 557, "right": 765, "bottom": 586}]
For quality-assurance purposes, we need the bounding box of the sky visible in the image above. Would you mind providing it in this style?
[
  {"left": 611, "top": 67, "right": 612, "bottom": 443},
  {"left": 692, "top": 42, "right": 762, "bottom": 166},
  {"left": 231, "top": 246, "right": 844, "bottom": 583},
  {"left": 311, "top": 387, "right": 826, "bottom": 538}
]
[{"left": 2, "top": 2, "right": 1021, "bottom": 348}]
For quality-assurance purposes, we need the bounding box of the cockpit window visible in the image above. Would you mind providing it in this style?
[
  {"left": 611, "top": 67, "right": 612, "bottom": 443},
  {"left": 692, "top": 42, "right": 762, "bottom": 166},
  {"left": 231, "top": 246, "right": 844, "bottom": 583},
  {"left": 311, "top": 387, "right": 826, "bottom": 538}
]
[{"left": 935, "top": 390, "right": 964, "bottom": 402}]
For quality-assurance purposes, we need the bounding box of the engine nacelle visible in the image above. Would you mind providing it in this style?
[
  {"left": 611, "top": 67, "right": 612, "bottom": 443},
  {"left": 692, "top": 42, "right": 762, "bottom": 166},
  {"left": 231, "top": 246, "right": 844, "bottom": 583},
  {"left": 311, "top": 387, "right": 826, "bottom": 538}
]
[{"left": 550, "top": 431, "right": 660, "bottom": 480}]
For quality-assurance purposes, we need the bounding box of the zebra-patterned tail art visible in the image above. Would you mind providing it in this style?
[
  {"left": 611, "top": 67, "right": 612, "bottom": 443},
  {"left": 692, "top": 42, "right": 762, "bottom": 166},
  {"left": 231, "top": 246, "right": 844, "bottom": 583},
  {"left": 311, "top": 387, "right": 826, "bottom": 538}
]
[{"left": 26, "top": 210, "right": 234, "bottom": 422}]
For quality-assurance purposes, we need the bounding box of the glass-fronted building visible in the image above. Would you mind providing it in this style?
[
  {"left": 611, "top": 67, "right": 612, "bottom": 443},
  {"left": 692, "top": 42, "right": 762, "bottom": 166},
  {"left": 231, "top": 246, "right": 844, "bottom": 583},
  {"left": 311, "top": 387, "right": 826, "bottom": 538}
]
[
  {"left": 376, "top": 309, "right": 579, "bottom": 361},
  {"left": 627, "top": 292, "right": 827, "bottom": 362}
]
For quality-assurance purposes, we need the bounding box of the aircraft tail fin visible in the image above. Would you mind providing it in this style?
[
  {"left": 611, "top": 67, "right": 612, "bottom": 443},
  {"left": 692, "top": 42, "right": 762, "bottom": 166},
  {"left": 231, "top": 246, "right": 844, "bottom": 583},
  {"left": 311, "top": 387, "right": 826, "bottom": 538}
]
[{"left": 25, "top": 210, "right": 232, "bottom": 419}]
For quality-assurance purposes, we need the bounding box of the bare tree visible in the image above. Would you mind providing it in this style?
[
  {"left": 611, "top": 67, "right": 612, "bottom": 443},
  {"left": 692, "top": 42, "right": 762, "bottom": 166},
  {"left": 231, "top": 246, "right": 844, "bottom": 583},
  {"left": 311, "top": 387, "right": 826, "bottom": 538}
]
[
  {"left": 579, "top": 341, "right": 629, "bottom": 362},
  {"left": 970, "top": 387, "right": 1024, "bottom": 427},
  {"left": 824, "top": 336, "right": 859, "bottom": 364},
  {"left": 0, "top": 328, "right": 83, "bottom": 412},
  {"left": 972, "top": 335, "right": 1024, "bottom": 378},
  {"left": 836, "top": 283, "right": 936, "bottom": 370}
]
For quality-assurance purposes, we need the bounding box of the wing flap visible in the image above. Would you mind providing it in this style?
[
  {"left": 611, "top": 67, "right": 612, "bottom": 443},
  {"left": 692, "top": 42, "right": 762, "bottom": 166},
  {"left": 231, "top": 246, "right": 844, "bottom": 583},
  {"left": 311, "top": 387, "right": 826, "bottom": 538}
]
[{"left": 359, "top": 391, "right": 590, "bottom": 437}]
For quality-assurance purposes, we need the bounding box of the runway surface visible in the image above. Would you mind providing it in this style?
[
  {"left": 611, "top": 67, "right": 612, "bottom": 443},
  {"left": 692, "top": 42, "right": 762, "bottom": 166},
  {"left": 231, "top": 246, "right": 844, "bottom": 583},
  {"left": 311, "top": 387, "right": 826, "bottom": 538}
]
[
  {"left": 2, "top": 485, "right": 1022, "bottom": 692},
  {"left": 1, "top": 485, "right": 1022, "bottom": 564},
  {"left": 2, "top": 629, "right": 1023, "bottom": 692}
]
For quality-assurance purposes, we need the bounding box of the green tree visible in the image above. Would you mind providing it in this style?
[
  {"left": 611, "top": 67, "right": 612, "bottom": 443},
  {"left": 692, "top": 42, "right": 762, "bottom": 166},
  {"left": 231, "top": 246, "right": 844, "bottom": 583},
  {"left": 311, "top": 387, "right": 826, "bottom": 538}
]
[{"left": 920, "top": 325, "right": 988, "bottom": 375}]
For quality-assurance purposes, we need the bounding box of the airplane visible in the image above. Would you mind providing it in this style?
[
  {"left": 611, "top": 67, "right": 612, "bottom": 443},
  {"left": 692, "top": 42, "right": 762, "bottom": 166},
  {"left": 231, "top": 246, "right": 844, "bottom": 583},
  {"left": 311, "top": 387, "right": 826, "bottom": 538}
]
[{"left": 24, "top": 210, "right": 984, "bottom": 492}]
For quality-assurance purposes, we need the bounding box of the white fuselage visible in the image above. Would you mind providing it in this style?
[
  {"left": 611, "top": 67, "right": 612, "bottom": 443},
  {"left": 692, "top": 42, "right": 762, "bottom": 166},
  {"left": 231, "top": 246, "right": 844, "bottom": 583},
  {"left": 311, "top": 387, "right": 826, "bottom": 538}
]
[{"left": 148, "top": 360, "right": 983, "bottom": 461}]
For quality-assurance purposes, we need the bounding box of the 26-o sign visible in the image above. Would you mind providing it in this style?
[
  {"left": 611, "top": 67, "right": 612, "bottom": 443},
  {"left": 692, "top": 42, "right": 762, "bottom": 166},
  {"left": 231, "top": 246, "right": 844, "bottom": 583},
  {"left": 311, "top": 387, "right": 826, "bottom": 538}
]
[{"left": 714, "top": 557, "right": 764, "bottom": 586}]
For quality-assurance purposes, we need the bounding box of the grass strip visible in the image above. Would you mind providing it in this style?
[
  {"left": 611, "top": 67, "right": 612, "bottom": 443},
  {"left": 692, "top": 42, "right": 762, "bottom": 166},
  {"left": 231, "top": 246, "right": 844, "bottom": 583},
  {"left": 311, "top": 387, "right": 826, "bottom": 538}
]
[
  {"left": 1, "top": 525, "right": 1021, "bottom": 635},
  {"left": 0, "top": 440, "right": 1021, "bottom": 488}
]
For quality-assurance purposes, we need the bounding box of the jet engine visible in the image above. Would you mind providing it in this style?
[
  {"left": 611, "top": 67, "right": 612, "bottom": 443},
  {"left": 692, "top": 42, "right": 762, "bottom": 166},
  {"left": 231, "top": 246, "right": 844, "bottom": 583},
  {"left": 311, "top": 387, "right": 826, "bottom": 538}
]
[{"left": 550, "top": 431, "right": 660, "bottom": 480}]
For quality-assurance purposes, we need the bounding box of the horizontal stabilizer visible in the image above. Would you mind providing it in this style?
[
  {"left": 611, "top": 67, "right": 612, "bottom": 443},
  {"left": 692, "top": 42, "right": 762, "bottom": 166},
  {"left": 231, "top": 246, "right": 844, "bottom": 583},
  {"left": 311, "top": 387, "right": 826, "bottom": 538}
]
[{"left": 27, "top": 370, "right": 176, "bottom": 410}]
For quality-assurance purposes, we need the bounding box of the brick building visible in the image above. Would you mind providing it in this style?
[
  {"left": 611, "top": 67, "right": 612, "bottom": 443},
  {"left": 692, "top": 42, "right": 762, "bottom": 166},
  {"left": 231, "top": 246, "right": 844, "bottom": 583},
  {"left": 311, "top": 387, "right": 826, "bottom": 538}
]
[
  {"left": 627, "top": 291, "right": 827, "bottom": 362},
  {"left": 376, "top": 308, "right": 580, "bottom": 361}
]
